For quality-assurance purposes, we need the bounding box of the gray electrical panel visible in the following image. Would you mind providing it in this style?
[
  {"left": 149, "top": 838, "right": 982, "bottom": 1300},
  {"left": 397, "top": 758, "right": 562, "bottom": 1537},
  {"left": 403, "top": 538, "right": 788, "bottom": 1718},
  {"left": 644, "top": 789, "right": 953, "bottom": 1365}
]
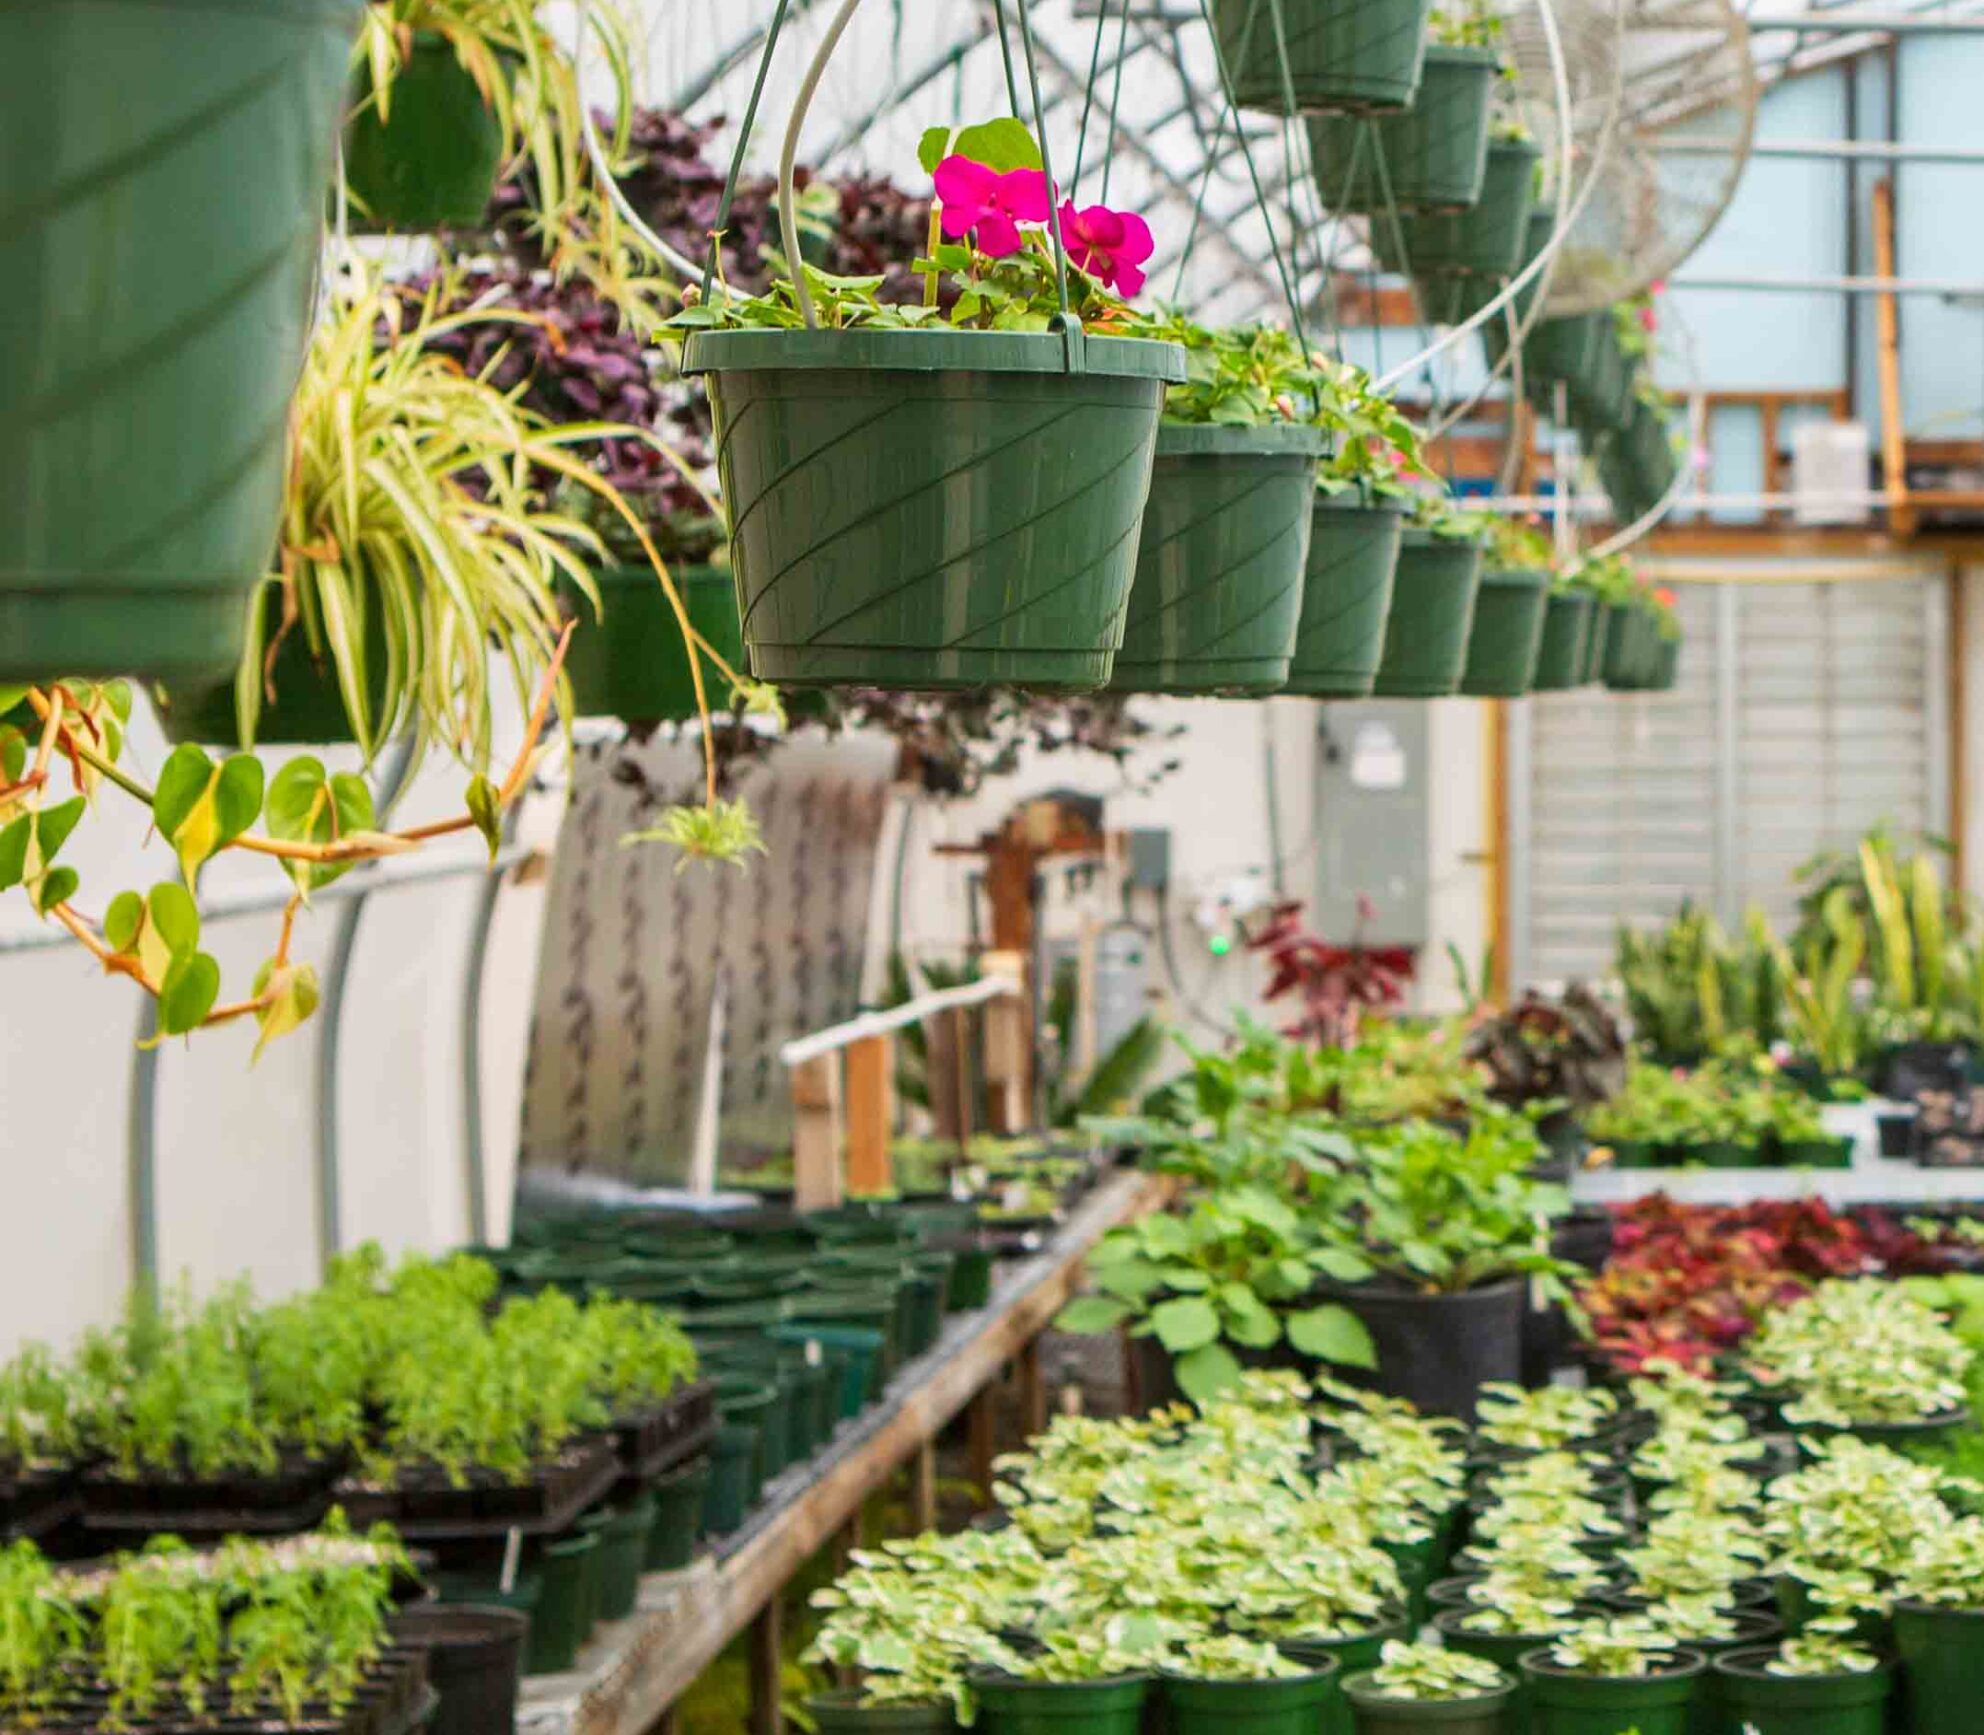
[{"left": 1312, "top": 702, "right": 1432, "bottom": 948}]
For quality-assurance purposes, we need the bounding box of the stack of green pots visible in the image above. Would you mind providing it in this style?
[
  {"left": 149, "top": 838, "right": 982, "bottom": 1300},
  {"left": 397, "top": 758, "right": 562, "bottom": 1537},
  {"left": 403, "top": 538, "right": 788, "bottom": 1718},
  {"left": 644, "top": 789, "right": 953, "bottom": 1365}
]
[
  {"left": 1308, "top": 46, "right": 1498, "bottom": 212},
  {"left": 1371, "top": 137, "right": 1541, "bottom": 280}
]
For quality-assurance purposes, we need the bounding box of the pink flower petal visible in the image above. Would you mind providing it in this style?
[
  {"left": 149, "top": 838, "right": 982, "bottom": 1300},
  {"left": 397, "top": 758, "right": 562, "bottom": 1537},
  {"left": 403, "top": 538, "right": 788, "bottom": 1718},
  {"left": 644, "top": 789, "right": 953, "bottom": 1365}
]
[
  {"left": 939, "top": 203, "right": 979, "bottom": 240},
  {"left": 976, "top": 211, "right": 1024, "bottom": 257},
  {"left": 1066, "top": 202, "right": 1126, "bottom": 249},
  {"left": 1113, "top": 210, "right": 1154, "bottom": 267},
  {"left": 997, "top": 169, "right": 1050, "bottom": 223},
  {"left": 1112, "top": 260, "right": 1146, "bottom": 297},
  {"left": 933, "top": 155, "right": 996, "bottom": 205}
]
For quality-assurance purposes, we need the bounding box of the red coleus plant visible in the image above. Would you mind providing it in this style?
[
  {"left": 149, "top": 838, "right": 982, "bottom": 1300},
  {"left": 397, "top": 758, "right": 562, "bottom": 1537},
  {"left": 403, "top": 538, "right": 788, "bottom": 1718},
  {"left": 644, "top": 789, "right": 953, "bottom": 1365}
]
[
  {"left": 1245, "top": 898, "right": 1410, "bottom": 1049},
  {"left": 1579, "top": 1194, "right": 1952, "bottom": 1374}
]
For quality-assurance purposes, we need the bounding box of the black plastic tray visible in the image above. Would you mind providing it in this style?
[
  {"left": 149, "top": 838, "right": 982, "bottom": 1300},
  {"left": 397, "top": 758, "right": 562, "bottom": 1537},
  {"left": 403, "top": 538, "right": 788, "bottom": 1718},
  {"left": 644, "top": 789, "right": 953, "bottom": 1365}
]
[{"left": 334, "top": 1437, "right": 621, "bottom": 1541}]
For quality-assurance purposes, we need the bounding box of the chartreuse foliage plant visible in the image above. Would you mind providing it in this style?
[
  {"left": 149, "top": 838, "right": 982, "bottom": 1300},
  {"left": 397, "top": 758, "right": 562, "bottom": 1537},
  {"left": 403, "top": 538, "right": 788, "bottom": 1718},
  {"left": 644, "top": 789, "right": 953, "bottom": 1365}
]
[
  {"left": 1546, "top": 1617, "right": 1680, "bottom": 1677},
  {"left": 1745, "top": 1279, "right": 1972, "bottom": 1427},
  {"left": 1366, "top": 1640, "right": 1508, "bottom": 1700}
]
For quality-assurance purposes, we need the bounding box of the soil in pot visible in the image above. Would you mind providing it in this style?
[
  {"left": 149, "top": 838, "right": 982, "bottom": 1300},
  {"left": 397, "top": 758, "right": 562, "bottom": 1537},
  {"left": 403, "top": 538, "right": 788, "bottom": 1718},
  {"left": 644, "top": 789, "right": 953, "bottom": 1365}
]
[
  {"left": 974, "top": 1672, "right": 1149, "bottom": 1735},
  {"left": 1308, "top": 46, "right": 1499, "bottom": 211},
  {"left": 1519, "top": 1649, "right": 1705, "bottom": 1735},
  {"left": 1894, "top": 1599, "right": 1984, "bottom": 1735},
  {"left": 1712, "top": 1645, "right": 1889, "bottom": 1735},
  {"left": 680, "top": 328, "right": 1183, "bottom": 692},
  {"left": 1458, "top": 567, "right": 1550, "bottom": 696},
  {"left": 563, "top": 564, "right": 745, "bottom": 724},
  {"left": 1371, "top": 529, "right": 1484, "bottom": 697},
  {"left": 807, "top": 1689, "right": 960, "bottom": 1732},
  {"left": 2, "top": 0, "right": 363, "bottom": 685},
  {"left": 1109, "top": 424, "right": 1323, "bottom": 695},
  {"left": 1315, "top": 1277, "right": 1525, "bottom": 1418},
  {"left": 1165, "top": 1663, "right": 1341, "bottom": 1734},
  {"left": 389, "top": 1604, "right": 526, "bottom": 1735},
  {"left": 1340, "top": 1669, "right": 1515, "bottom": 1735},
  {"left": 1372, "top": 138, "right": 1541, "bottom": 279},
  {"left": 1208, "top": 0, "right": 1434, "bottom": 115},
  {"left": 342, "top": 30, "right": 507, "bottom": 231},
  {"left": 1282, "top": 493, "right": 1406, "bottom": 696},
  {"left": 1530, "top": 590, "right": 1595, "bottom": 691}
]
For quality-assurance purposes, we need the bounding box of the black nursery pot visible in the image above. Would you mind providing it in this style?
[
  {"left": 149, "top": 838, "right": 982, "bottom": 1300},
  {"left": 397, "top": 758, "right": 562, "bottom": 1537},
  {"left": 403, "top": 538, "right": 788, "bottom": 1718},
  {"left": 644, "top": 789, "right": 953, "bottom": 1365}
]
[
  {"left": 1313, "top": 1277, "right": 1526, "bottom": 1418},
  {"left": 389, "top": 1604, "right": 527, "bottom": 1735}
]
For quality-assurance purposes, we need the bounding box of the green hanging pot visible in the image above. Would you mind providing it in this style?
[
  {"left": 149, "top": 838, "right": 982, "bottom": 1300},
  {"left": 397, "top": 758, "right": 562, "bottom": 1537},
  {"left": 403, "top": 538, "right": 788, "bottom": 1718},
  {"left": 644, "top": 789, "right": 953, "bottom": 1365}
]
[
  {"left": 1163, "top": 1664, "right": 1342, "bottom": 1735},
  {"left": 1458, "top": 568, "right": 1550, "bottom": 696},
  {"left": 681, "top": 328, "right": 1184, "bottom": 691},
  {"left": 1372, "top": 529, "right": 1484, "bottom": 697},
  {"left": 342, "top": 30, "right": 507, "bottom": 231},
  {"left": 1373, "top": 137, "right": 1540, "bottom": 278},
  {"left": 1340, "top": 1671, "right": 1516, "bottom": 1735},
  {"left": 1283, "top": 493, "right": 1407, "bottom": 697},
  {"left": 1895, "top": 1601, "right": 1984, "bottom": 1735},
  {"left": 1524, "top": 314, "right": 1607, "bottom": 414},
  {"left": 1582, "top": 601, "right": 1615, "bottom": 684},
  {"left": 1599, "top": 398, "right": 1681, "bottom": 524},
  {"left": 974, "top": 1673, "right": 1149, "bottom": 1735},
  {"left": 1208, "top": 0, "right": 1434, "bottom": 115},
  {"left": 564, "top": 563, "right": 744, "bottom": 723},
  {"left": 153, "top": 578, "right": 387, "bottom": 747},
  {"left": 1602, "top": 604, "right": 1654, "bottom": 690},
  {"left": 1109, "top": 423, "right": 1324, "bottom": 695},
  {"left": 1, "top": 0, "right": 364, "bottom": 684},
  {"left": 1648, "top": 631, "right": 1682, "bottom": 690},
  {"left": 1530, "top": 590, "right": 1595, "bottom": 691},
  {"left": 1308, "top": 46, "right": 1499, "bottom": 211},
  {"left": 1520, "top": 1651, "right": 1705, "bottom": 1735}
]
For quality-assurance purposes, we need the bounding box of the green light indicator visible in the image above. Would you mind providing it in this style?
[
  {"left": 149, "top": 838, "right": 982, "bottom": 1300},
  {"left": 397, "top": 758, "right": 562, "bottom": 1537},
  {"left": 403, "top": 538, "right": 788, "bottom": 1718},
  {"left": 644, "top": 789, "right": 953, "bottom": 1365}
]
[{"left": 1208, "top": 933, "right": 1232, "bottom": 957}]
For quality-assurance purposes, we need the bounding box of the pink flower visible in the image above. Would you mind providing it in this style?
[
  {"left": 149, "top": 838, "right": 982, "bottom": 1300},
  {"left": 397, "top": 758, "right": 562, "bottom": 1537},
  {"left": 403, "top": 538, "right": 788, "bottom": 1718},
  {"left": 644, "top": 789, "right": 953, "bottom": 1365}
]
[
  {"left": 933, "top": 155, "right": 1048, "bottom": 258},
  {"left": 1638, "top": 304, "right": 1658, "bottom": 333},
  {"left": 1056, "top": 200, "right": 1154, "bottom": 297}
]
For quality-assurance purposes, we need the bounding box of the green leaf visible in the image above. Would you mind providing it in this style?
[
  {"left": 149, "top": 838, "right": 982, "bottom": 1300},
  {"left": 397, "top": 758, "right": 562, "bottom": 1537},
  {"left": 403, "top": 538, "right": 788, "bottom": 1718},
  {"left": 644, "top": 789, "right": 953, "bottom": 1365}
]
[
  {"left": 1173, "top": 1342, "right": 1244, "bottom": 1408},
  {"left": 154, "top": 746, "right": 263, "bottom": 884},
  {"left": 158, "top": 952, "right": 221, "bottom": 1036},
  {"left": 0, "top": 685, "right": 28, "bottom": 715},
  {"left": 250, "top": 960, "right": 321, "bottom": 1062},
  {"left": 33, "top": 797, "right": 85, "bottom": 866},
  {"left": 147, "top": 883, "right": 201, "bottom": 963},
  {"left": 1286, "top": 1304, "right": 1378, "bottom": 1369},
  {"left": 214, "top": 755, "right": 265, "bottom": 840},
  {"left": 1314, "top": 1248, "right": 1377, "bottom": 1283},
  {"left": 32, "top": 866, "right": 77, "bottom": 914},
  {"left": 1053, "top": 1295, "right": 1132, "bottom": 1335},
  {"left": 1148, "top": 1294, "right": 1220, "bottom": 1355},
  {"left": 465, "top": 773, "right": 501, "bottom": 861},
  {"left": 916, "top": 125, "right": 953, "bottom": 175},
  {"left": 265, "top": 758, "right": 374, "bottom": 893},
  {"left": 1218, "top": 1283, "right": 1282, "bottom": 1349},
  {"left": 153, "top": 743, "right": 214, "bottom": 839},
  {"left": 951, "top": 117, "right": 1042, "bottom": 172},
  {"left": 0, "top": 815, "right": 29, "bottom": 891},
  {"left": 103, "top": 891, "right": 144, "bottom": 954},
  {"left": 0, "top": 728, "right": 24, "bottom": 785}
]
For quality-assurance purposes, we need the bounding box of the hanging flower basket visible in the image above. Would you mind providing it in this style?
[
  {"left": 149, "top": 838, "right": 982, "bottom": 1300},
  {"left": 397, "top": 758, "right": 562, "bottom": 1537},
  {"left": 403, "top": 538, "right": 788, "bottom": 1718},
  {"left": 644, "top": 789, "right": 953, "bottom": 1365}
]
[
  {"left": 563, "top": 565, "right": 745, "bottom": 724},
  {"left": 1648, "top": 630, "right": 1682, "bottom": 691},
  {"left": 1209, "top": 0, "right": 1434, "bottom": 115},
  {"left": 1372, "top": 528, "right": 1484, "bottom": 697},
  {"left": 1602, "top": 604, "right": 1660, "bottom": 690},
  {"left": 1309, "top": 45, "right": 1498, "bottom": 213},
  {"left": 1, "top": 0, "right": 364, "bottom": 683},
  {"left": 680, "top": 328, "right": 1183, "bottom": 691},
  {"left": 1582, "top": 601, "right": 1614, "bottom": 684},
  {"left": 1109, "top": 424, "right": 1324, "bottom": 695},
  {"left": 1458, "top": 568, "right": 1550, "bottom": 696},
  {"left": 343, "top": 31, "right": 507, "bottom": 230},
  {"left": 1530, "top": 590, "right": 1595, "bottom": 691},
  {"left": 1282, "top": 493, "right": 1408, "bottom": 697},
  {"left": 1598, "top": 398, "right": 1681, "bottom": 524},
  {"left": 1372, "top": 137, "right": 1540, "bottom": 278}
]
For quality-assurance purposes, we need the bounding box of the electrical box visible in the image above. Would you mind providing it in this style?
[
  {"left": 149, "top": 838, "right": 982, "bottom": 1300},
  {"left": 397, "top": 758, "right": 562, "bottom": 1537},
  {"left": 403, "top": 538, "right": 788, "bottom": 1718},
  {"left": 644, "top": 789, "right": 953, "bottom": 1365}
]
[
  {"left": 1793, "top": 420, "right": 1872, "bottom": 526},
  {"left": 1092, "top": 921, "right": 1152, "bottom": 1059},
  {"left": 1312, "top": 702, "right": 1431, "bottom": 948}
]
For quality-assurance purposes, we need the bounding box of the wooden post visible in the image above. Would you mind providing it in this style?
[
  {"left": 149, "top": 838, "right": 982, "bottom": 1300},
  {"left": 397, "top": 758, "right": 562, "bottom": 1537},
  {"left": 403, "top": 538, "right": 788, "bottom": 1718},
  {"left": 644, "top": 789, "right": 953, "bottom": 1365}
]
[
  {"left": 909, "top": 1438, "right": 938, "bottom": 1532},
  {"left": 1873, "top": 179, "right": 1916, "bottom": 536},
  {"left": 843, "top": 1033, "right": 893, "bottom": 1197},
  {"left": 981, "top": 951, "right": 1028, "bottom": 1134},
  {"left": 924, "top": 1005, "right": 974, "bottom": 1146},
  {"left": 747, "top": 1599, "right": 783, "bottom": 1735},
  {"left": 790, "top": 1055, "right": 844, "bottom": 1212},
  {"left": 968, "top": 1383, "right": 999, "bottom": 1510},
  {"left": 1016, "top": 1336, "right": 1046, "bottom": 1439}
]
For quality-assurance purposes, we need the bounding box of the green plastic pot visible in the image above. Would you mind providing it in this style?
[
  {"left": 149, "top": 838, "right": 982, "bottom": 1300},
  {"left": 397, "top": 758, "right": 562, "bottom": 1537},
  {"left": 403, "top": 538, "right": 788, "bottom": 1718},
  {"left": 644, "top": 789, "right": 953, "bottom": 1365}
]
[
  {"left": 946, "top": 1245, "right": 996, "bottom": 1311},
  {"left": 1284, "top": 494, "right": 1407, "bottom": 697},
  {"left": 1277, "top": 1614, "right": 1412, "bottom": 1735},
  {"left": 1649, "top": 632, "right": 1682, "bottom": 690},
  {"left": 807, "top": 1691, "right": 959, "bottom": 1733},
  {"left": 1775, "top": 1135, "right": 1853, "bottom": 1168},
  {"left": 434, "top": 1568, "right": 541, "bottom": 1677},
  {"left": 342, "top": 30, "right": 506, "bottom": 230},
  {"left": 1713, "top": 1648, "right": 1888, "bottom": 1735},
  {"left": 1164, "top": 1664, "right": 1341, "bottom": 1734},
  {"left": 899, "top": 1267, "right": 949, "bottom": 1357},
  {"left": 1110, "top": 424, "right": 1324, "bottom": 695},
  {"left": 564, "top": 564, "right": 744, "bottom": 723},
  {"left": 1602, "top": 605, "right": 1658, "bottom": 690},
  {"left": 789, "top": 1290, "right": 903, "bottom": 1376},
  {"left": 1308, "top": 47, "right": 1499, "bottom": 211},
  {"left": 702, "top": 1349, "right": 809, "bottom": 1472},
  {"left": 1895, "top": 1601, "right": 1984, "bottom": 1735},
  {"left": 1530, "top": 590, "right": 1595, "bottom": 691},
  {"left": 1581, "top": 601, "right": 1615, "bottom": 684},
  {"left": 1, "top": 0, "right": 363, "bottom": 684},
  {"left": 527, "top": 1530, "right": 598, "bottom": 1673},
  {"left": 1598, "top": 399, "right": 1681, "bottom": 524},
  {"left": 1522, "top": 313, "right": 1600, "bottom": 408},
  {"left": 1520, "top": 1651, "right": 1704, "bottom": 1735},
  {"left": 680, "top": 328, "right": 1183, "bottom": 691},
  {"left": 974, "top": 1673, "right": 1149, "bottom": 1735},
  {"left": 1340, "top": 1670, "right": 1514, "bottom": 1735},
  {"left": 1433, "top": 1609, "right": 1593, "bottom": 1723},
  {"left": 1774, "top": 1577, "right": 1889, "bottom": 1646},
  {"left": 773, "top": 1322, "right": 886, "bottom": 1414},
  {"left": 1209, "top": 0, "right": 1433, "bottom": 114},
  {"left": 1458, "top": 567, "right": 1550, "bottom": 696},
  {"left": 591, "top": 1496, "right": 655, "bottom": 1621},
  {"left": 1372, "top": 529, "right": 1484, "bottom": 697},
  {"left": 1374, "top": 138, "right": 1541, "bottom": 278},
  {"left": 644, "top": 1458, "right": 708, "bottom": 1571}
]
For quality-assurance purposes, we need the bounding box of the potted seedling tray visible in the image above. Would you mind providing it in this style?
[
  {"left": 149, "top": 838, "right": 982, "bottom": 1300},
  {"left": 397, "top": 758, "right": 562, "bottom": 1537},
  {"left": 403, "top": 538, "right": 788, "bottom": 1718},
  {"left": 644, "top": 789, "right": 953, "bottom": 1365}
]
[
  {"left": 336, "top": 1436, "right": 621, "bottom": 1539},
  {"left": 81, "top": 1449, "right": 341, "bottom": 1540},
  {"left": 27, "top": 1647, "right": 432, "bottom": 1735},
  {"left": 0, "top": 1461, "right": 80, "bottom": 1542},
  {"left": 609, "top": 1378, "right": 719, "bottom": 1488}
]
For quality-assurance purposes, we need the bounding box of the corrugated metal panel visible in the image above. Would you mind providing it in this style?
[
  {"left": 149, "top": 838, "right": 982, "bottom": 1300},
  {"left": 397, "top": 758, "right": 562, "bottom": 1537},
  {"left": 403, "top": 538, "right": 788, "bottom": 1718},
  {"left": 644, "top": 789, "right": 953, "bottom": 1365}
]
[{"left": 1522, "top": 577, "right": 1942, "bottom": 983}]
